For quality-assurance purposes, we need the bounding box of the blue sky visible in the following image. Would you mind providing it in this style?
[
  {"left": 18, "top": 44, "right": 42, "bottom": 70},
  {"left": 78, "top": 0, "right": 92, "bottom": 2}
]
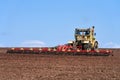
[{"left": 0, "top": 0, "right": 120, "bottom": 48}]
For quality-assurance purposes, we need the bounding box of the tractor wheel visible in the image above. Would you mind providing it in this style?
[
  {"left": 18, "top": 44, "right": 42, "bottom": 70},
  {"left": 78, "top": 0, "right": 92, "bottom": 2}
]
[
  {"left": 73, "top": 42, "right": 78, "bottom": 49},
  {"left": 87, "top": 43, "right": 92, "bottom": 50},
  {"left": 83, "top": 43, "right": 91, "bottom": 50},
  {"left": 94, "top": 42, "right": 98, "bottom": 50}
]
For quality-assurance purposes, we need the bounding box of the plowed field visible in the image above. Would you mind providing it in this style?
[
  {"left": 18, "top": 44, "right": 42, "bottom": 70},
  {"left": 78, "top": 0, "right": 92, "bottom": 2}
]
[{"left": 0, "top": 48, "right": 120, "bottom": 80}]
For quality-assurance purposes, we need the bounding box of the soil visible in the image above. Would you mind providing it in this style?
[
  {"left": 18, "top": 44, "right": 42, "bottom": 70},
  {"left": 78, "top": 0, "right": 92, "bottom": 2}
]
[{"left": 0, "top": 48, "right": 120, "bottom": 80}]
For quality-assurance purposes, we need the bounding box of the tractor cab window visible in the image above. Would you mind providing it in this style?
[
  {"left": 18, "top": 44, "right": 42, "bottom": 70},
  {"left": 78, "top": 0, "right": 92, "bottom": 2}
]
[
  {"left": 75, "top": 29, "right": 90, "bottom": 36},
  {"left": 85, "top": 31, "right": 90, "bottom": 35},
  {"left": 75, "top": 29, "right": 80, "bottom": 35},
  {"left": 76, "top": 31, "right": 85, "bottom": 35}
]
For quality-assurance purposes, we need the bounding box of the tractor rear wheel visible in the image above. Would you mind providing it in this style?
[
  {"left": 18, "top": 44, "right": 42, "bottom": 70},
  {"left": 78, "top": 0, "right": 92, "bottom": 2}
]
[{"left": 94, "top": 42, "right": 98, "bottom": 50}]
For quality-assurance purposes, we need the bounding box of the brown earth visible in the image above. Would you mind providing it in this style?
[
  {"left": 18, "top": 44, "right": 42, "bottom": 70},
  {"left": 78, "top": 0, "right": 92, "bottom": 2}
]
[{"left": 0, "top": 48, "right": 120, "bottom": 80}]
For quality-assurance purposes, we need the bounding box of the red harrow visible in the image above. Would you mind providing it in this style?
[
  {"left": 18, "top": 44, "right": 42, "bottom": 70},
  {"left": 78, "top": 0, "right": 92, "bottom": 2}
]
[{"left": 7, "top": 44, "right": 113, "bottom": 56}]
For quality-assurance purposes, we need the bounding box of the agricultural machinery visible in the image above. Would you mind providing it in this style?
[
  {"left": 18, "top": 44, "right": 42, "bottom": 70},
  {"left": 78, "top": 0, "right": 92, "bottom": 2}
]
[{"left": 7, "top": 26, "right": 113, "bottom": 56}]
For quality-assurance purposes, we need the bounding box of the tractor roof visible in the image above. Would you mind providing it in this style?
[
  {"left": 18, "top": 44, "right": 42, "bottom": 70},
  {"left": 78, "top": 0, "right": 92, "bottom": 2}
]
[{"left": 75, "top": 28, "right": 90, "bottom": 32}]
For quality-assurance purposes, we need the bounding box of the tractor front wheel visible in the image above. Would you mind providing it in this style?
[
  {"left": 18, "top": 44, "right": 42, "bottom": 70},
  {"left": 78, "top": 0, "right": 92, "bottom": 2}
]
[
  {"left": 83, "top": 43, "right": 92, "bottom": 50},
  {"left": 94, "top": 42, "right": 98, "bottom": 50}
]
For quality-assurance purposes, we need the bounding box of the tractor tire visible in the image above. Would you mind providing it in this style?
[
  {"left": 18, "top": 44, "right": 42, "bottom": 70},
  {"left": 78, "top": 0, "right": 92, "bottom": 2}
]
[
  {"left": 73, "top": 42, "right": 78, "bottom": 49},
  {"left": 83, "top": 43, "right": 91, "bottom": 50},
  {"left": 94, "top": 41, "right": 98, "bottom": 50}
]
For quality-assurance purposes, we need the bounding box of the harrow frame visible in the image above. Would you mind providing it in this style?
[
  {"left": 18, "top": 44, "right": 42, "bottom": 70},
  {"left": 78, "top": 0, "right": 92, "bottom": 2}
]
[{"left": 7, "top": 47, "right": 113, "bottom": 56}]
